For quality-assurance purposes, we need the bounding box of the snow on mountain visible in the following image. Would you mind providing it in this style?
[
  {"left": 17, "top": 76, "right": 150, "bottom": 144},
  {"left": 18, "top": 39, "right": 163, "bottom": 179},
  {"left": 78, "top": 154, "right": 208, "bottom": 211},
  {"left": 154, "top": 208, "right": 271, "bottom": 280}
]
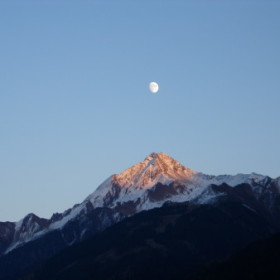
[
  {"left": 4, "top": 213, "right": 49, "bottom": 254},
  {"left": 87, "top": 153, "right": 196, "bottom": 208},
  {"left": 86, "top": 153, "right": 273, "bottom": 213},
  {"left": 1, "top": 152, "right": 279, "bottom": 255},
  {"left": 114, "top": 152, "right": 196, "bottom": 188}
]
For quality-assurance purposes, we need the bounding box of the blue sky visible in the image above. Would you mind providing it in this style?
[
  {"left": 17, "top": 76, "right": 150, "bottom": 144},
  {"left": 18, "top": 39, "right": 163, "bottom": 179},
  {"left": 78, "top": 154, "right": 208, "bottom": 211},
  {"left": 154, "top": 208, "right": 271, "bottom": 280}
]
[{"left": 1, "top": 0, "right": 280, "bottom": 221}]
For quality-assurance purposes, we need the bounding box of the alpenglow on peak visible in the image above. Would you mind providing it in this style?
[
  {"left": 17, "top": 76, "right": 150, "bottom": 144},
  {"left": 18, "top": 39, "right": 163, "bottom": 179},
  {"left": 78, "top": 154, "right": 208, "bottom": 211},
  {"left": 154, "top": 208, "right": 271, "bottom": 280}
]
[{"left": 113, "top": 152, "right": 197, "bottom": 189}]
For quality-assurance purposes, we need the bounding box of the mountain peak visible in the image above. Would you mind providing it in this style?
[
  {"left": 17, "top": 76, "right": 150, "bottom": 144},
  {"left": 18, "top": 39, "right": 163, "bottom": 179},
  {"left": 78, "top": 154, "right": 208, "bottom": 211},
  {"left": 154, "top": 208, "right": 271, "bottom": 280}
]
[
  {"left": 144, "top": 152, "right": 166, "bottom": 160},
  {"left": 113, "top": 153, "right": 196, "bottom": 189}
]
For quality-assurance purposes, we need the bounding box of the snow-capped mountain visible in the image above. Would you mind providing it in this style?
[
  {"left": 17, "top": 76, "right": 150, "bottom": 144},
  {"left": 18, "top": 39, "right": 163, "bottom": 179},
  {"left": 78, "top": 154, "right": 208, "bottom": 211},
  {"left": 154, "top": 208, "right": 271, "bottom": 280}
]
[
  {"left": 87, "top": 152, "right": 280, "bottom": 212},
  {"left": 1, "top": 152, "right": 280, "bottom": 259}
]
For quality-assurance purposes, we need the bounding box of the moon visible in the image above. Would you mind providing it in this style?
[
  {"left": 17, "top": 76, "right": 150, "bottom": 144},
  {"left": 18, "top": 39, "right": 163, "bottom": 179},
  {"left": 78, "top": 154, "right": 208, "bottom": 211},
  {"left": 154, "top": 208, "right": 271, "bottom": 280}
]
[{"left": 149, "top": 82, "right": 159, "bottom": 93}]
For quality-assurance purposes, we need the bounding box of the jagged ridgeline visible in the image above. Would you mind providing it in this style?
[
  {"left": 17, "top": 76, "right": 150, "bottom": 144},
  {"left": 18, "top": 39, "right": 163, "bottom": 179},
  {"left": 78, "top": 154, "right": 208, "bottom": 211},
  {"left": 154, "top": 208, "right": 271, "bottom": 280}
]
[{"left": 1, "top": 153, "right": 280, "bottom": 279}]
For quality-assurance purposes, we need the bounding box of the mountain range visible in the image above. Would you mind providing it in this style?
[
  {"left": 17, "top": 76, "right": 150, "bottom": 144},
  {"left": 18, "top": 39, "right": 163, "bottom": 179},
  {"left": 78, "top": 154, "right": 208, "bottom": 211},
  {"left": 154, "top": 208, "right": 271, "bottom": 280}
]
[{"left": 1, "top": 152, "right": 280, "bottom": 279}]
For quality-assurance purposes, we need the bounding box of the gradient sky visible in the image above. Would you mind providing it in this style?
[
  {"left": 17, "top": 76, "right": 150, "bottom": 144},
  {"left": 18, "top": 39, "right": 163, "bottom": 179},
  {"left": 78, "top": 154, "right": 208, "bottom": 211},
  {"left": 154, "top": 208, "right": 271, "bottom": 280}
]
[{"left": 1, "top": 0, "right": 280, "bottom": 221}]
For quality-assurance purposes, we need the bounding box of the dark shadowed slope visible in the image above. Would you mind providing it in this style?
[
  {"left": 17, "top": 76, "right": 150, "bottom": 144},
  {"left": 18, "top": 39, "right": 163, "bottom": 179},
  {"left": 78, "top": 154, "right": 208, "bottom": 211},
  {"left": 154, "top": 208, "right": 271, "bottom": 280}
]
[
  {"left": 188, "top": 233, "right": 280, "bottom": 280},
  {"left": 17, "top": 197, "right": 276, "bottom": 280}
]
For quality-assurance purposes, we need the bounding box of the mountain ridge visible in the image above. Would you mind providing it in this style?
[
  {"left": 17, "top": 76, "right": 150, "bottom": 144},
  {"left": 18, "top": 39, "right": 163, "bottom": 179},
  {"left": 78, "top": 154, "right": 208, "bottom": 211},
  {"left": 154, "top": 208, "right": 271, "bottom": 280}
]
[
  {"left": 11, "top": 199, "right": 278, "bottom": 280},
  {"left": 1, "top": 152, "right": 280, "bottom": 276}
]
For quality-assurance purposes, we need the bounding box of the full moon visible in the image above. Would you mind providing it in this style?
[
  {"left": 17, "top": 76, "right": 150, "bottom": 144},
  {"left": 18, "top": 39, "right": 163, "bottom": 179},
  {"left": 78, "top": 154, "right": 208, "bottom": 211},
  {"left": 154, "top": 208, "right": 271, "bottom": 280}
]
[{"left": 149, "top": 82, "right": 159, "bottom": 93}]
